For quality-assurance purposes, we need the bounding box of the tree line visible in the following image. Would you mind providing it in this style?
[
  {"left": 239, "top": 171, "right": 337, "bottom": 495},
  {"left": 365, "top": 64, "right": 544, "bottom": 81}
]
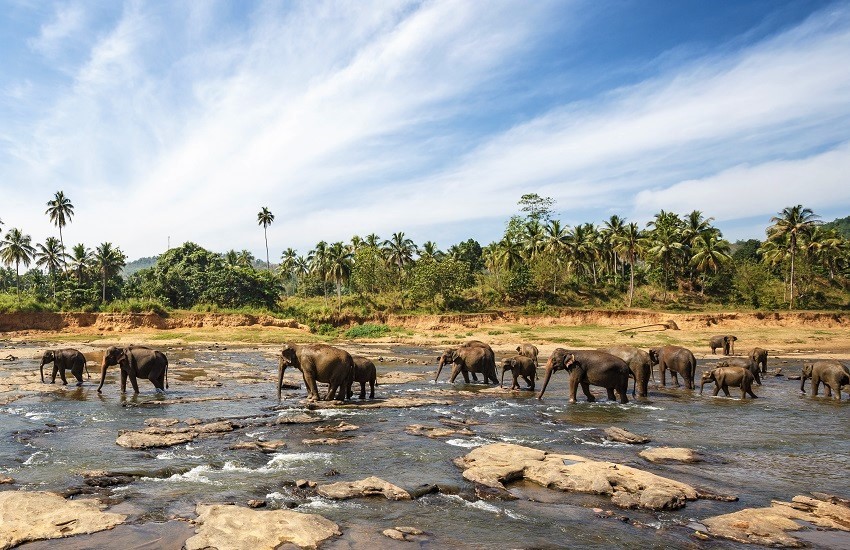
[{"left": 1, "top": 193, "right": 848, "bottom": 316}]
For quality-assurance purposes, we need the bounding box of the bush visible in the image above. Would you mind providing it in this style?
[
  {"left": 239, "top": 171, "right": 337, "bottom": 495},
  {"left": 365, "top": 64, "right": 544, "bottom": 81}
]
[
  {"left": 101, "top": 298, "right": 169, "bottom": 316},
  {"left": 314, "top": 323, "right": 338, "bottom": 336},
  {"left": 344, "top": 323, "right": 391, "bottom": 339}
]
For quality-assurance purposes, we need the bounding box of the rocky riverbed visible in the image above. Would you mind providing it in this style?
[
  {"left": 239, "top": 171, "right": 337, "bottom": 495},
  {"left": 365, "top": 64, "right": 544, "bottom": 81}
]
[{"left": 0, "top": 341, "right": 848, "bottom": 548}]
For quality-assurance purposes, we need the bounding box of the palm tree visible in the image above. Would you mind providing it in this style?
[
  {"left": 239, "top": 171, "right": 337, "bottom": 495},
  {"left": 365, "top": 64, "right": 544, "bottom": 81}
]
[
  {"left": 45, "top": 191, "right": 74, "bottom": 269},
  {"left": 309, "top": 241, "right": 330, "bottom": 305},
  {"left": 92, "top": 242, "right": 126, "bottom": 302},
  {"left": 0, "top": 228, "right": 36, "bottom": 297},
  {"left": 69, "top": 244, "right": 92, "bottom": 281},
  {"left": 364, "top": 233, "right": 381, "bottom": 248},
  {"left": 522, "top": 221, "right": 545, "bottom": 260},
  {"left": 616, "top": 223, "right": 643, "bottom": 307},
  {"left": 237, "top": 250, "right": 255, "bottom": 269},
  {"left": 223, "top": 249, "right": 240, "bottom": 268},
  {"left": 35, "top": 237, "right": 67, "bottom": 298},
  {"left": 645, "top": 223, "right": 686, "bottom": 303},
  {"left": 497, "top": 237, "right": 524, "bottom": 272},
  {"left": 602, "top": 215, "right": 626, "bottom": 282},
  {"left": 419, "top": 241, "right": 442, "bottom": 262},
  {"left": 767, "top": 205, "right": 820, "bottom": 309},
  {"left": 689, "top": 232, "right": 732, "bottom": 295},
  {"left": 349, "top": 236, "right": 363, "bottom": 254},
  {"left": 382, "top": 232, "right": 417, "bottom": 296},
  {"left": 257, "top": 207, "right": 274, "bottom": 270},
  {"left": 278, "top": 248, "right": 298, "bottom": 294},
  {"left": 543, "top": 220, "right": 569, "bottom": 292},
  {"left": 327, "top": 242, "right": 353, "bottom": 311}
]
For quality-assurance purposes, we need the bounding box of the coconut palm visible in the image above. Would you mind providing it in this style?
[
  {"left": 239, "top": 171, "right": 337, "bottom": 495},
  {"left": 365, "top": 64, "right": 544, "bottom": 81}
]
[
  {"left": 419, "top": 241, "right": 442, "bottom": 262},
  {"left": 689, "top": 232, "right": 732, "bottom": 295},
  {"left": 543, "top": 220, "right": 569, "bottom": 291},
  {"left": 767, "top": 205, "right": 820, "bottom": 309},
  {"left": 645, "top": 223, "right": 686, "bottom": 303},
  {"left": 616, "top": 222, "right": 643, "bottom": 307},
  {"left": 382, "top": 232, "right": 417, "bottom": 292},
  {"left": 69, "top": 244, "right": 92, "bottom": 281},
  {"left": 602, "top": 215, "right": 626, "bottom": 282},
  {"left": 237, "top": 250, "right": 255, "bottom": 269},
  {"left": 0, "top": 228, "right": 36, "bottom": 297},
  {"left": 309, "top": 241, "right": 330, "bottom": 305},
  {"left": 522, "top": 221, "right": 545, "bottom": 260},
  {"left": 223, "top": 250, "right": 240, "bottom": 268},
  {"left": 496, "top": 237, "right": 524, "bottom": 272},
  {"left": 92, "top": 242, "right": 126, "bottom": 302},
  {"left": 45, "top": 191, "right": 74, "bottom": 268},
  {"left": 364, "top": 233, "right": 381, "bottom": 248},
  {"left": 257, "top": 207, "right": 274, "bottom": 270},
  {"left": 35, "top": 237, "right": 68, "bottom": 298},
  {"left": 327, "top": 241, "right": 353, "bottom": 311}
]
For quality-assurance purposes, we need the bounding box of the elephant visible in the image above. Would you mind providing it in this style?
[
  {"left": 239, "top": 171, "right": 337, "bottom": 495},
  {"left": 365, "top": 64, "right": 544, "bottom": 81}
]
[
  {"left": 598, "top": 345, "right": 652, "bottom": 397},
  {"left": 516, "top": 344, "right": 540, "bottom": 370},
  {"left": 501, "top": 355, "right": 536, "bottom": 390},
  {"left": 537, "top": 349, "right": 629, "bottom": 404},
  {"left": 700, "top": 366, "right": 757, "bottom": 399},
  {"left": 801, "top": 361, "right": 850, "bottom": 400},
  {"left": 750, "top": 347, "right": 769, "bottom": 373},
  {"left": 278, "top": 343, "right": 354, "bottom": 401},
  {"left": 40, "top": 348, "right": 90, "bottom": 386},
  {"left": 349, "top": 355, "right": 377, "bottom": 400},
  {"left": 97, "top": 346, "right": 169, "bottom": 394},
  {"left": 649, "top": 346, "right": 697, "bottom": 389},
  {"left": 435, "top": 341, "right": 499, "bottom": 384},
  {"left": 716, "top": 357, "right": 762, "bottom": 385},
  {"left": 709, "top": 335, "right": 737, "bottom": 355}
]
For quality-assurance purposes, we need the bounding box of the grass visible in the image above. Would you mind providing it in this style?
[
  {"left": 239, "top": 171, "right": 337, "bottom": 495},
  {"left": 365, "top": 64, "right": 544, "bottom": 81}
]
[{"left": 343, "top": 324, "right": 391, "bottom": 339}]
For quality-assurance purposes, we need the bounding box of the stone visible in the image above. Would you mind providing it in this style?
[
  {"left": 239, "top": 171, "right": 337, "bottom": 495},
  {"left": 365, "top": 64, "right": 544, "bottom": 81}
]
[
  {"left": 295, "top": 479, "right": 312, "bottom": 489},
  {"left": 308, "top": 397, "right": 454, "bottom": 410},
  {"left": 382, "top": 526, "right": 425, "bottom": 542},
  {"left": 116, "top": 421, "right": 235, "bottom": 449},
  {"left": 454, "top": 443, "right": 702, "bottom": 511},
  {"left": 639, "top": 447, "right": 703, "bottom": 464},
  {"left": 313, "top": 421, "right": 359, "bottom": 433},
  {"left": 230, "top": 440, "right": 286, "bottom": 453},
  {"left": 247, "top": 499, "right": 266, "bottom": 509},
  {"left": 317, "top": 476, "right": 411, "bottom": 501},
  {"left": 405, "top": 424, "right": 474, "bottom": 438},
  {"left": 0, "top": 476, "right": 13, "bottom": 485},
  {"left": 192, "top": 420, "right": 234, "bottom": 434},
  {"left": 700, "top": 494, "right": 850, "bottom": 547},
  {"left": 302, "top": 438, "right": 344, "bottom": 446},
  {"left": 144, "top": 418, "right": 179, "bottom": 427},
  {"left": 275, "top": 412, "right": 322, "bottom": 424},
  {"left": 184, "top": 504, "right": 340, "bottom": 550},
  {"left": 0, "top": 491, "right": 126, "bottom": 548},
  {"left": 604, "top": 427, "right": 650, "bottom": 444},
  {"left": 377, "top": 371, "right": 427, "bottom": 384}
]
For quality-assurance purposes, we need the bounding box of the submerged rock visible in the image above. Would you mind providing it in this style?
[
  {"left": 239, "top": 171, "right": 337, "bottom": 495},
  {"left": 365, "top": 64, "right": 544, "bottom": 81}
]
[
  {"left": 313, "top": 421, "right": 359, "bottom": 434},
  {"left": 144, "top": 418, "right": 179, "bottom": 427},
  {"left": 700, "top": 494, "right": 850, "bottom": 547},
  {"left": 230, "top": 439, "right": 286, "bottom": 453},
  {"left": 184, "top": 504, "right": 340, "bottom": 550},
  {"left": 308, "top": 397, "right": 454, "bottom": 410},
  {"left": 317, "top": 476, "right": 412, "bottom": 501},
  {"left": 454, "top": 443, "right": 703, "bottom": 511},
  {"left": 382, "top": 526, "right": 426, "bottom": 542},
  {"left": 275, "top": 412, "right": 322, "bottom": 425},
  {"left": 116, "top": 421, "right": 235, "bottom": 449},
  {"left": 604, "top": 427, "right": 650, "bottom": 444},
  {"left": 639, "top": 447, "right": 703, "bottom": 464},
  {"left": 405, "top": 424, "right": 474, "bottom": 438},
  {"left": 302, "top": 438, "right": 344, "bottom": 446},
  {"left": 0, "top": 491, "right": 125, "bottom": 548}
]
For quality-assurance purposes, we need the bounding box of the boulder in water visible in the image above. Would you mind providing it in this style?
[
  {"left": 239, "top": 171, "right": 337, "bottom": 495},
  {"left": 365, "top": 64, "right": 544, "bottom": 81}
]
[
  {"left": 604, "top": 427, "right": 650, "bottom": 444},
  {"left": 639, "top": 447, "right": 703, "bottom": 464},
  {"left": 317, "top": 476, "right": 411, "bottom": 501}
]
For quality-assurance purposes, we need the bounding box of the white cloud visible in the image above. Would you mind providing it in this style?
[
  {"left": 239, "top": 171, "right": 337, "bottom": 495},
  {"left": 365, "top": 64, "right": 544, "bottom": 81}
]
[{"left": 28, "top": 3, "right": 86, "bottom": 58}]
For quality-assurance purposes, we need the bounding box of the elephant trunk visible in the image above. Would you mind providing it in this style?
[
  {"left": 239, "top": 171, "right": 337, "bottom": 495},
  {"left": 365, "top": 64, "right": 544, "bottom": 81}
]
[
  {"left": 39, "top": 360, "right": 47, "bottom": 383},
  {"left": 800, "top": 375, "right": 807, "bottom": 393},
  {"left": 537, "top": 363, "right": 556, "bottom": 400},
  {"left": 277, "top": 358, "right": 286, "bottom": 400},
  {"left": 700, "top": 378, "right": 707, "bottom": 394},
  {"left": 96, "top": 358, "right": 109, "bottom": 393},
  {"left": 434, "top": 359, "right": 445, "bottom": 383},
  {"left": 500, "top": 365, "right": 509, "bottom": 388}
]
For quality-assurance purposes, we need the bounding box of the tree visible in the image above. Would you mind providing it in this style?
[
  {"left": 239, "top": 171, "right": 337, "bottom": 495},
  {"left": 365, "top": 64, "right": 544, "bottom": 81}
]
[
  {"left": 419, "top": 241, "right": 443, "bottom": 262},
  {"left": 616, "top": 223, "right": 643, "bottom": 307},
  {"left": 309, "top": 241, "right": 330, "bottom": 305},
  {"left": 69, "top": 244, "right": 92, "bottom": 281},
  {"left": 237, "top": 250, "right": 255, "bottom": 269},
  {"left": 257, "top": 207, "right": 275, "bottom": 270},
  {"left": 645, "top": 213, "right": 687, "bottom": 303},
  {"left": 767, "top": 205, "right": 820, "bottom": 309},
  {"left": 602, "top": 215, "right": 626, "bottom": 282},
  {"left": 690, "top": 232, "right": 732, "bottom": 295},
  {"left": 45, "top": 191, "right": 74, "bottom": 269},
  {"left": 279, "top": 247, "right": 298, "bottom": 293},
  {"left": 35, "top": 237, "right": 67, "bottom": 298},
  {"left": 543, "top": 219, "right": 569, "bottom": 292},
  {"left": 0, "top": 228, "right": 36, "bottom": 297},
  {"left": 92, "top": 242, "right": 126, "bottom": 302},
  {"left": 382, "top": 232, "right": 417, "bottom": 301},
  {"left": 327, "top": 242, "right": 353, "bottom": 311},
  {"left": 518, "top": 193, "right": 555, "bottom": 222}
]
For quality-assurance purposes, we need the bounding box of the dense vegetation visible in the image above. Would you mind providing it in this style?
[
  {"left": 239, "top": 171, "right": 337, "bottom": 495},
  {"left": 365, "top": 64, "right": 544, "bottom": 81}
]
[{"left": 2, "top": 193, "right": 849, "bottom": 325}]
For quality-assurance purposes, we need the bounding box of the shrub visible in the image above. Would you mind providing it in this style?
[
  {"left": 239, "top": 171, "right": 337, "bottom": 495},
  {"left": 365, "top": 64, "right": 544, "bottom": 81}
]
[{"left": 344, "top": 323, "right": 391, "bottom": 339}]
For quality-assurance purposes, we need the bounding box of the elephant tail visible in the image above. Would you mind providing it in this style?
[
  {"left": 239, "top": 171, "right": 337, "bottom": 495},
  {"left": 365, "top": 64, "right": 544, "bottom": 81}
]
[{"left": 164, "top": 355, "right": 169, "bottom": 389}]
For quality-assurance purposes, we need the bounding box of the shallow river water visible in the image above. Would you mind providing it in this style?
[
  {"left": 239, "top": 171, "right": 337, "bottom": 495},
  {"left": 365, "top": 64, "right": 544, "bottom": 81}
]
[{"left": 1, "top": 342, "right": 848, "bottom": 549}]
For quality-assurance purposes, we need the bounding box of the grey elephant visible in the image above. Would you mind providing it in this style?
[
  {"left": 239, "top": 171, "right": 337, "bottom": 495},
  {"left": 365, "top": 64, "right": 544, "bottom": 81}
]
[
  {"left": 501, "top": 355, "right": 536, "bottom": 390},
  {"left": 349, "top": 355, "right": 377, "bottom": 400},
  {"left": 598, "top": 345, "right": 652, "bottom": 397},
  {"left": 516, "top": 343, "right": 540, "bottom": 370},
  {"left": 40, "top": 349, "right": 90, "bottom": 386},
  {"left": 97, "top": 346, "right": 169, "bottom": 394},
  {"left": 716, "top": 357, "right": 762, "bottom": 385},
  {"left": 750, "top": 347, "right": 768, "bottom": 373},
  {"left": 801, "top": 361, "right": 850, "bottom": 400},
  {"left": 435, "top": 341, "right": 498, "bottom": 384},
  {"left": 278, "top": 343, "right": 354, "bottom": 401},
  {"left": 537, "top": 349, "right": 629, "bottom": 404},
  {"left": 700, "top": 366, "right": 757, "bottom": 399},
  {"left": 649, "top": 346, "right": 697, "bottom": 389},
  {"left": 709, "top": 335, "right": 737, "bottom": 355}
]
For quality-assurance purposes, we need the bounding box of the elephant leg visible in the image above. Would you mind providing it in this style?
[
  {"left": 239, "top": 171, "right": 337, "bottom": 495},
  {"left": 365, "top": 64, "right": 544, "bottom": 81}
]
[
  {"left": 670, "top": 370, "right": 680, "bottom": 387},
  {"left": 149, "top": 374, "right": 163, "bottom": 393},
  {"left": 522, "top": 375, "right": 533, "bottom": 390},
  {"left": 303, "top": 373, "right": 319, "bottom": 400},
  {"left": 721, "top": 384, "right": 730, "bottom": 397},
  {"left": 325, "top": 382, "right": 339, "bottom": 401},
  {"left": 580, "top": 381, "right": 595, "bottom": 402},
  {"left": 812, "top": 376, "right": 820, "bottom": 396},
  {"left": 359, "top": 382, "right": 366, "bottom": 400},
  {"left": 120, "top": 370, "right": 128, "bottom": 393},
  {"left": 824, "top": 383, "right": 833, "bottom": 398},
  {"left": 568, "top": 375, "right": 579, "bottom": 403},
  {"left": 129, "top": 374, "right": 140, "bottom": 394},
  {"left": 50, "top": 365, "right": 59, "bottom": 384},
  {"left": 71, "top": 364, "right": 84, "bottom": 386},
  {"left": 713, "top": 384, "right": 720, "bottom": 396},
  {"left": 660, "top": 366, "right": 666, "bottom": 387},
  {"left": 368, "top": 380, "right": 375, "bottom": 399},
  {"left": 606, "top": 388, "right": 616, "bottom": 401},
  {"left": 747, "top": 385, "right": 758, "bottom": 399}
]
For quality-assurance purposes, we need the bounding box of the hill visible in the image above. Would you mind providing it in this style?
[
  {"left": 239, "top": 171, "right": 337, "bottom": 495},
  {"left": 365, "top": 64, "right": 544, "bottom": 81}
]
[
  {"left": 823, "top": 215, "right": 850, "bottom": 238},
  {"left": 122, "top": 256, "right": 158, "bottom": 276}
]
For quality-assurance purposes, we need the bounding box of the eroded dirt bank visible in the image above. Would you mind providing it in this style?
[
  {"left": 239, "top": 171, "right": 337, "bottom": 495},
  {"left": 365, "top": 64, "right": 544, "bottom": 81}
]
[{"left": 0, "top": 312, "right": 310, "bottom": 332}]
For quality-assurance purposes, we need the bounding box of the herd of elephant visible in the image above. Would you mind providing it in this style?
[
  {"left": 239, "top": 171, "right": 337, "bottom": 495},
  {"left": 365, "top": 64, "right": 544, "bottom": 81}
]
[{"left": 37, "top": 337, "right": 850, "bottom": 403}]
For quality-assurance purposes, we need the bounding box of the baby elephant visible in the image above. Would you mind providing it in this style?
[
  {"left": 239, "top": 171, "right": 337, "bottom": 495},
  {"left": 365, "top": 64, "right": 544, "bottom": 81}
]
[
  {"left": 501, "top": 355, "right": 536, "bottom": 390},
  {"left": 709, "top": 335, "right": 737, "bottom": 355},
  {"left": 349, "top": 355, "right": 377, "bottom": 399},
  {"left": 700, "top": 366, "right": 757, "bottom": 399},
  {"left": 749, "top": 347, "right": 768, "bottom": 373},
  {"left": 801, "top": 361, "right": 849, "bottom": 400},
  {"left": 716, "top": 357, "right": 761, "bottom": 385}
]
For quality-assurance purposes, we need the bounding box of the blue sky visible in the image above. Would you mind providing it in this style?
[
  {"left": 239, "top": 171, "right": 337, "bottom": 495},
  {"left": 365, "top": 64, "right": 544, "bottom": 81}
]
[{"left": 1, "top": 0, "right": 848, "bottom": 260}]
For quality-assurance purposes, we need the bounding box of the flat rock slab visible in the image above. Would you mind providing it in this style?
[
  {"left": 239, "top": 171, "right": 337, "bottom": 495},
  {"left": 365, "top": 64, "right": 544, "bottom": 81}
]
[
  {"left": 405, "top": 424, "right": 474, "bottom": 438},
  {"left": 455, "top": 443, "right": 703, "bottom": 511},
  {"left": 700, "top": 494, "right": 850, "bottom": 547},
  {"left": 144, "top": 418, "right": 179, "bottom": 427},
  {"left": 302, "top": 438, "right": 345, "bottom": 446},
  {"left": 317, "top": 476, "right": 412, "bottom": 501},
  {"left": 276, "top": 412, "right": 322, "bottom": 424},
  {"left": 308, "top": 397, "right": 454, "bottom": 409},
  {"left": 378, "top": 371, "right": 428, "bottom": 384},
  {"left": 230, "top": 440, "right": 286, "bottom": 453},
  {"left": 0, "top": 491, "right": 126, "bottom": 549},
  {"left": 383, "top": 526, "right": 426, "bottom": 542},
  {"left": 313, "top": 421, "right": 359, "bottom": 433},
  {"left": 639, "top": 447, "right": 702, "bottom": 464},
  {"left": 604, "top": 427, "right": 650, "bottom": 444},
  {"left": 184, "top": 504, "right": 340, "bottom": 550},
  {"left": 116, "top": 421, "right": 234, "bottom": 449}
]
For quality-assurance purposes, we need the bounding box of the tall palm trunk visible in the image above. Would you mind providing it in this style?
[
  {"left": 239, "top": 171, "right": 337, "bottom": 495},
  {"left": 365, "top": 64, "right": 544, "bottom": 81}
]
[
  {"left": 789, "top": 248, "right": 795, "bottom": 310},
  {"left": 15, "top": 261, "right": 20, "bottom": 300},
  {"left": 627, "top": 251, "right": 635, "bottom": 308},
  {"left": 264, "top": 228, "right": 270, "bottom": 271},
  {"left": 59, "top": 226, "right": 67, "bottom": 271},
  {"left": 102, "top": 271, "right": 107, "bottom": 302}
]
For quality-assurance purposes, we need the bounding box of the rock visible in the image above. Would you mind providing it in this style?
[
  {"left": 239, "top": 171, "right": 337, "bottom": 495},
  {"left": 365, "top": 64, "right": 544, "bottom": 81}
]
[
  {"left": 382, "top": 526, "right": 425, "bottom": 542},
  {"left": 604, "top": 427, "right": 650, "bottom": 445},
  {"left": 454, "top": 443, "right": 703, "bottom": 511},
  {"left": 377, "top": 371, "right": 427, "bottom": 384},
  {"left": 247, "top": 499, "right": 266, "bottom": 509},
  {"left": 0, "top": 491, "right": 126, "bottom": 548},
  {"left": 0, "top": 476, "right": 13, "bottom": 485},
  {"left": 786, "top": 375, "right": 802, "bottom": 380},
  {"left": 317, "top": 476, "right": 412, "bottom": 501},
  {"left": 116, "top": 421, "right": 235, "bottom": 449},
  {"left": 639, "top": 447, "right": 703, "bottom": 464},
  {"left": 302, "top": 438, "right": 344, "bottom": 446},
  {"left": 439, "top": 418, "right": 482, "bottom": 428},
  {"left": 701, "top": 494, "right": 850, "bottom": 546},
  {"left": 405, "top": 424, "right": 474, "bottom": 438},
  {"left": 230, "top": 440, "right": 286, "bottom": 453},
  {"left": 308, "top": 397, "right": 454, "bottom": 410},
  {"left": 313, "top": 421, "right": 359, "bottom": 434},
  {"left": 193, "top": 420, "right": 235, "bottom": 433},
  {"left": 184, "top": 504, "right": 340, "bottom": 550},
  {"left": 409, "top": 484, "right": 439, "bottom": 499},
  {"left": 184, "top": 418, "right": 203, "bottom": 426},
  {"left": 144, "top": 418, "right": 179, "bottom": 427},
  {"left": 275, "top": 412, "right": 322, "bottom": 424},
  {"left": 295, "top": 479, "right": 316, "bottom": 489}
]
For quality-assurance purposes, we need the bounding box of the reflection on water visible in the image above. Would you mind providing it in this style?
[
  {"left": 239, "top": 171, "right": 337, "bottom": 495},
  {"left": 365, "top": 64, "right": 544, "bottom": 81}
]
[{"left": 0, "top": 344, "right": 848, "bottom": 548}]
